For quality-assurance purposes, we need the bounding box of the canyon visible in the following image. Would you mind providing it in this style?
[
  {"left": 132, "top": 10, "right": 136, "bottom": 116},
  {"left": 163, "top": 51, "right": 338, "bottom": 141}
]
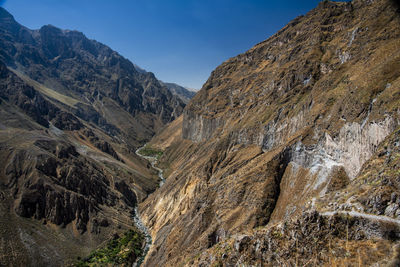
[
  {"left": 139, "top": 0, "right": 400, "bottom": 266},
  {"left": 0, "top": 6, "right": 190, "bottom": 266},
  {"left": 0, "top": 0, "right": 400, "bottom": 266}
]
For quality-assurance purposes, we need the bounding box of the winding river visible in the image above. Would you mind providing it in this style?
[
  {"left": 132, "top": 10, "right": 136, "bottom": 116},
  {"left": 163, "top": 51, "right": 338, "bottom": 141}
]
[{"left": 132, "top": 146, "right": 165, "bottom": 267}]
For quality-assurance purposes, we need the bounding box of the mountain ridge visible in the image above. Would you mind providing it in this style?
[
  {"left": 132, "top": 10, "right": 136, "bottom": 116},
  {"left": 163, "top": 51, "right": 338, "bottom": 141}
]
[
  {"left": 0, "top": 6, "right": 185, "bottom": 145},
  {"left": 1, "top": 0, "right": 400, "bottom": 266},
  {"left": 160, "top": 81, "right": 196, "bottom": 104},
  {"left": 139, "top": 0, "right": 400, "bottom": 265},
  {"left": 0, "top": 6, "right": 186, "bottom": 266},
  {"left": 132, "top": 63, "right": 197, "bottom": 104}
]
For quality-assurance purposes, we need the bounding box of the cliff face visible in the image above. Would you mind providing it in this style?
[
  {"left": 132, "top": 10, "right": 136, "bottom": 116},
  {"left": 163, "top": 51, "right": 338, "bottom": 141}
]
[
  {"left": 141, "top": 0, "right": 400, "bottom": 266},
  {"left": 0, "top": 62, "right": 154, "bottom": 266},
  {"left": 0, "top": 7, "right": 185, "bottom": 266},
  {"left": 0, "top": 7, "right": 185, "bottom": 145},
  {"left": 161, "top": 82, "right": 196, "bottom": 104}
]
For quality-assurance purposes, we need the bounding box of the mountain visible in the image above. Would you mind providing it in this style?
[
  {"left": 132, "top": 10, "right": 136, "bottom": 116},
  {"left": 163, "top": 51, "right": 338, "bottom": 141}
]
[
  {"left": 160, "top": 82, "right": 196, "bottom": 104},
  {"left": 0, "top": 7, "right": 185, "bottom": 146},
  {"left": 132, "top": 63, "right": 197, "bottom": 104},
  {"left": 133, "top": 63, "right": 148, "bottom": 74},
  {"left": 139, "top": 0, "right": 400, "bottom": 266},
  {"left": 0, "top": 7, "right": 185, "bottom": 266},
  {"left": 162, "top": 82, "right": 196, "bottom": 104}
]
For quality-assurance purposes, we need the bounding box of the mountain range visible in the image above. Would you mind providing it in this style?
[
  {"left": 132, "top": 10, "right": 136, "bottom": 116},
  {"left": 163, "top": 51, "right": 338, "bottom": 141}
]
[
  {"left": 0, "top": 6, "right": 192, "bottom": 266},
  {"left": 139, "top": 0, "right": 400, "bottom": 266},
  {"left": 1, "top": 0, "right": 400, "bottom": 266}
]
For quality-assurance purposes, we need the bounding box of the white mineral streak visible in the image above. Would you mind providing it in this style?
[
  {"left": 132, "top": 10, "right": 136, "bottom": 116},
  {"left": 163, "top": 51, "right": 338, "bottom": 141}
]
[
  {"left": 283, "top": 116, "right": 395, "bottom": 198},
  {"left": 323, "top": 116, "right": 395, "bottom": 179}
]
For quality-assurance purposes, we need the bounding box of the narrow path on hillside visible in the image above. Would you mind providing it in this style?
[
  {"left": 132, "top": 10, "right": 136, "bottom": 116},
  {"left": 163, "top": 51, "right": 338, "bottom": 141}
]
[
  {"left": 321, "top": 210, "right": 400, "bottom": 225},
  {"left": 132, "top": 145, "right": 165, "bottom": 267}
]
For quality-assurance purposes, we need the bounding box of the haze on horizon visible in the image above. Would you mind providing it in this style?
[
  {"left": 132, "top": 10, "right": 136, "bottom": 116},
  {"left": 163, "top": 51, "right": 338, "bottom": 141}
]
[{"left": 1, "top": 0, "right": 327, "bottom": 90}]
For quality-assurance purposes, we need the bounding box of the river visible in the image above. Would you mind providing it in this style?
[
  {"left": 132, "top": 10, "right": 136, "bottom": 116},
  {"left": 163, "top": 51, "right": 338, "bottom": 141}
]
[{"left": 132, "top": 145, "right": 165, "bottom": 267}]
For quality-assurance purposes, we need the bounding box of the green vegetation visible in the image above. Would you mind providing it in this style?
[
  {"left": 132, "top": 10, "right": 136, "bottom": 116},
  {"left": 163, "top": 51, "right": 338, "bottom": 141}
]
[
  {"left": 75, "top": 230, "right": 144, "bottom": 267},
  {"left": 138, "top": 146, "right": 163, "bottom": 159}
]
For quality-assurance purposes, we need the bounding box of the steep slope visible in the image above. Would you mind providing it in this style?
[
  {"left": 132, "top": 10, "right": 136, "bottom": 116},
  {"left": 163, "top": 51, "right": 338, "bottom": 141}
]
[
  {"left": 161, "top": 82, "right": 197, "bottom": 104},
  {"left": 140, "top": 0, "right": 400, "bottom": 266},
  {"left": 0, "top": 61, "right": 154, "bottom": 266},
  {"left": 0, "top": 7, "right": 185, "bottom": 266},
  {"left": 0, "top": 7, "right": 185, "bottom": 146},
  {"left": 133, "top": 64, "right": 197, "bottom": 104}
]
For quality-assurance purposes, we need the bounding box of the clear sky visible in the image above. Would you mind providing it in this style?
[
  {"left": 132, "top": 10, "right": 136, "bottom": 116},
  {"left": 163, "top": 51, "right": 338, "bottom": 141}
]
[{"left": 1, "top": 0, "right": 328, "bottom": 89}]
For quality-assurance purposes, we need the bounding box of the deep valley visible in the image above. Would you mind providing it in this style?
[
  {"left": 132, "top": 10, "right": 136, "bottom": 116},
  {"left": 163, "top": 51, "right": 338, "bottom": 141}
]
[{"left": 1, "top": 0, "right": 400, "bottom": 266}]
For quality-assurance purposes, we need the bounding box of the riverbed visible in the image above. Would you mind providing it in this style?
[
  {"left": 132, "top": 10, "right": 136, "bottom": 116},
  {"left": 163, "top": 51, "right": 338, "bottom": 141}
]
[{"left": 132, "top": 145, "right": 165, "bottom": 266}]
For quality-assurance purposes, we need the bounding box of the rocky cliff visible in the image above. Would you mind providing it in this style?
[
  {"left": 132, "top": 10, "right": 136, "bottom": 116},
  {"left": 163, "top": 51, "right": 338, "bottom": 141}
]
[
  {"left": 0, "top": 7, "right": 185, "bottom": 146},
  {"left": 0, "top": 62, "right": 146, "bottom": 266},
  {"left": 0, "top": 7, "right": 185, "bottom": 266},
  {"left": 140, "top": 0, "right": 400, "bottom": 266},
  {"left": 161, "top": 82, "right": 197, "bottom": 104}
]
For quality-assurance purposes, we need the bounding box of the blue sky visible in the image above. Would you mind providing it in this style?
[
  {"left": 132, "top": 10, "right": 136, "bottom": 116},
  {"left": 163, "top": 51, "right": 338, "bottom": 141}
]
[{"left": 1, "top": 0, "right": 325, "bottom": 89}]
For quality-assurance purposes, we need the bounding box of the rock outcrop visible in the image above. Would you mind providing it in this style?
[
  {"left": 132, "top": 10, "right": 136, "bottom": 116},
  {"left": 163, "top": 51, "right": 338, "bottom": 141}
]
[
  {"left": 0, "top": 61, "right": 82, "bottom": 130},
  {"left": 0, "top": 49, "right": 160, "bottom": 267},
  {"left": 194, "top": 210, "right": 400, "bottom": 266},
  {"left": 140, "top": 0, "right": 400, "bottom": 266},
  {"left": 0, "top": 7, "right": 184, "bottom": 266},
  {"left": 161, "top": 82, "right": 196, "bottom": 104},
  {"left": 0, "top": 7, "right": 185, "bottom": 146}
]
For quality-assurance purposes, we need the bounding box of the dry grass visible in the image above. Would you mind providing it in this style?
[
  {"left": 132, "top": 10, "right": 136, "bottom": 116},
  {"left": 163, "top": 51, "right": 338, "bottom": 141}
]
[
  {"left": 10, "top": 68, "right": 81, "bottom": 108},
  {"left": 140, "top": 1, "right": 400, "bottom": 266}
]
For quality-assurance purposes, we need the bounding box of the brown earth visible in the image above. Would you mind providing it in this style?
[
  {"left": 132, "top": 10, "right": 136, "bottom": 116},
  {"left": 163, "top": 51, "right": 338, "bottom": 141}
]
[
  {"left": 0, "top": 6, "right": 188, "bottom": 265},
  {"left": 0, "top": 61, "right": 162, "bottom": 266},
  {"left": 140, "top": 0, "right": 400, "bottom": 266}
]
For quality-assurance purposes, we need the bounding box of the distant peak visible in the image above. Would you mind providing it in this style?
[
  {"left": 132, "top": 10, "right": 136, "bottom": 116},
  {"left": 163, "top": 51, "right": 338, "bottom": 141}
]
[
  {"left": 63, "top": 29, "right": 85, "bottom": 36},
  {"left": 40, "top": 24, "right": 60, "bottom": 30},
  {"left": 39, "top": 24, "right": 64, "bottom": 35}
]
